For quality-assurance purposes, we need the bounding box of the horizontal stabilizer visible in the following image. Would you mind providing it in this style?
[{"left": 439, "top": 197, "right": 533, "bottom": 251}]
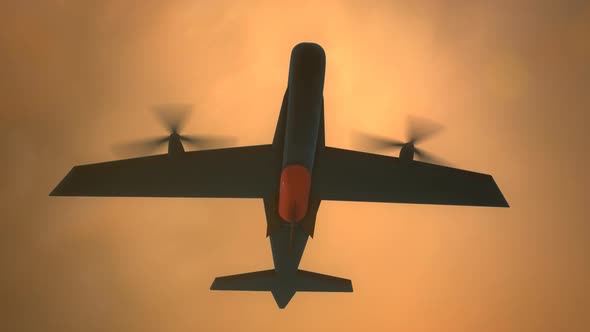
[
  {"left": 210, "top": 269, "right": 275, "bottom": 291},
  {"left": 295, "top": 269, "right": 353, "bottom": 292},
  {"left": 210, "top": 269, "right": 352, "bottom": 308}
]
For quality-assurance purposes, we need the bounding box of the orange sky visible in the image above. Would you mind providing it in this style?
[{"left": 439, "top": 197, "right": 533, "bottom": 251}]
[{"left": 1, "top": 1, "right": 589, "bottom": 331}]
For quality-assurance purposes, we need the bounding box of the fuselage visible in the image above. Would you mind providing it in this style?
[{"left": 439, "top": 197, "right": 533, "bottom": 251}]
[
  {"left": 277, "top": 43, "right": 326, "bottom": 223},
  {"left": 268, "top": 42, "right": 326, "bottom": 278}
]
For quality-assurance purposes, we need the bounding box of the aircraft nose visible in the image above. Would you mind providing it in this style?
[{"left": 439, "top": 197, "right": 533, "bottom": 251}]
[
  {"left": 289, "top": 42, "right": 326, "bottom": 78},
  {"left": 291, "top": 42, "right": 325, "bottom": 60}
]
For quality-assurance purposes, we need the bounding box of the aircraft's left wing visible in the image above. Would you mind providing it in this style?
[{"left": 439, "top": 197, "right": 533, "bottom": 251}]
[
  {"left": 312, "top": 147, "right": 509, "bottom": 207},
  {"left": 50, "top": 145, "right": 275, "bottom": 198}
]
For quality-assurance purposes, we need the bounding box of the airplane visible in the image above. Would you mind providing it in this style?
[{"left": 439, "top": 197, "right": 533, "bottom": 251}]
[{"left": 50, "top": 42, "right": 509, "bottom": 309}]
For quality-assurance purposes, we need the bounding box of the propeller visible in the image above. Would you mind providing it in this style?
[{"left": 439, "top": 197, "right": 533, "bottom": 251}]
[
  {"left": 354, "top": 115, "right": 447, "bottom": 165},
  {"left": 112, "top": 103, "right": 235, "bottom": 157}
]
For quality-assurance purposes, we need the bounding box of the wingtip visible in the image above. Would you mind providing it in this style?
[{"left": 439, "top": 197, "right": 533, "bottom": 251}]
[
  {"left": 49, "top": 180, "right": 69, "bottom": 196},
  {"left": 499, "top": 194, "right": 510, "bottom": 208},
  {"left": 491, "top": 199, "right": 509, "bottom": 208},
  {"left": 48, "top": 186, "right": 60, "bottom": 196},
  {"left": 209, "top": 279, "right": 218, "bottom": 290},
  {"left": 49, "top": 167, "right": 77, "bottom": 197}
]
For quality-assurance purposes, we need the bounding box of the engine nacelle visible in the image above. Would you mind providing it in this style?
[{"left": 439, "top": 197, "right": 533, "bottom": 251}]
[
  {"left": 168, "top": 133, "right": 185, "bottom": 156},
  {"left": 399, "top": 144, "right": 415, "bottom": 161}
]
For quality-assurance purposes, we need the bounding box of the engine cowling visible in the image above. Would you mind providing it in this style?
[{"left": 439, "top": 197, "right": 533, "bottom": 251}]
[{"left": 278, "top": 164, "right": 311, "bottom": 222}]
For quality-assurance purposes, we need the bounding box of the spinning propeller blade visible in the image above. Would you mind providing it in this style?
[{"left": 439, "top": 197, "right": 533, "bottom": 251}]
[
  {"left": 407, "top": 115, "right": 444, "bottom": 144},
  {"left": 153, "top": 103, "right": 192, "bottom": 133},
  {"left": 111, "top": 136, "right": 169, "bottom": 157},
  {"left": 353, "top": 115, "right": 448, "bottom": 165},
  {"left": 179, "top": 135, "right": 236, "bottom": 150},
  {"left": 111, "top": 103, "right": 235, "bottom": 157},
  {"left": 353, "top": 131, "right": 405, "bottom": 151}
]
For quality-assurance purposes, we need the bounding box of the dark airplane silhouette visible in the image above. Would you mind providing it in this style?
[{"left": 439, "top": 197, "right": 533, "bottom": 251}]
[{"left": 50, "top": 42, "right": 509, "bottom": 309}]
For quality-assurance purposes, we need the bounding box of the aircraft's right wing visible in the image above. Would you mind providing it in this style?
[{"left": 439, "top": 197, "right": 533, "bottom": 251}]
[
  {"left": 312, "top": 147, "right": 509, "bottom": 207},
  {"left": 50, "top": 145, "right": 276, "bottom": 198}
]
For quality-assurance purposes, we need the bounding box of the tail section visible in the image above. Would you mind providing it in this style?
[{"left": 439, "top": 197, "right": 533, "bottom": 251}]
[
  {"left": 210, "top": 269, "right": 352, "bottom": 308},
  {"left": 211, "top": 269, "right": 275, "bottom": 291},
  {"left": 294, "top": 270, "right": 353, "bottom": 292}
]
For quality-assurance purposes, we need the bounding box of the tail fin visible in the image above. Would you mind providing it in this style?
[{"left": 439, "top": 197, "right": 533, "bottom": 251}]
[{"left": 210, "top": 269, "right": 352, "bottom": 308}]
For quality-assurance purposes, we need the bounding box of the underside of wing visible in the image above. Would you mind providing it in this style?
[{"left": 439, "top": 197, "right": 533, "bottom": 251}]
[
  {"left": 313, "top": 147, "right": 509, "bottom": 207},
  {"left": 50, "top": 145, "right": 275, "bottom": 198}
]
